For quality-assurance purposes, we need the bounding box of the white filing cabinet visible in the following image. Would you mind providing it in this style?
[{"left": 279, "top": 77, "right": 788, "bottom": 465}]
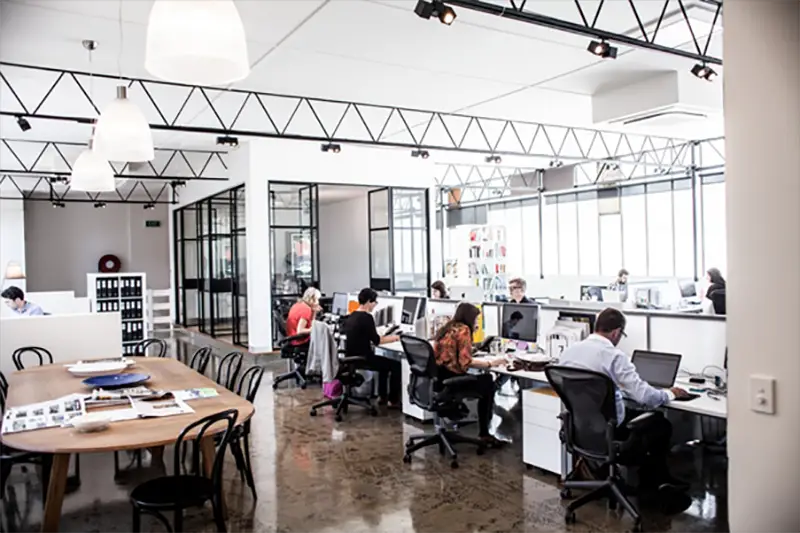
[{"left": 522, "top": 387, "right": 564, "bottom": 475}]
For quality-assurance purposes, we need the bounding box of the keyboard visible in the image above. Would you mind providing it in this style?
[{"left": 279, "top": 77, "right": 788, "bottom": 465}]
[
  {"left": 384, "top": 324, "right": 401, "bottom": 336},
  {"left": 672, "top": 393, "right": 701, "bottom": 402}
]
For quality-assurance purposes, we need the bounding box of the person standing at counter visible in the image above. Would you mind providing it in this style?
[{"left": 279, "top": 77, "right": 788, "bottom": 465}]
[
  {"left": 434, "top": 302, "right": 506, "bottom": 447},
  {"left": 431, "top": 280, "right": 449, "bottom": 299},
  {"left": 608, "top": 268, "right": 629, "bottom": 302},
  {"left": 508, "top": 278, "right": 532, "bottom": 304},
  {"left": 343, "top": 288, "right": 402, "bottom": 407},
  {"left": 2, "top": 286, "right": 44, "bottom": 316}
]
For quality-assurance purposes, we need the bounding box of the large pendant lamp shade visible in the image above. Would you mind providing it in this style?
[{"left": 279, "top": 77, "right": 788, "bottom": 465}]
[
  {"left": 93, "top": 86, "right": 154, "bottom": 163},
  {"left": 145, "top": 0, "right": 250, "bottom": 86},
  {"left": 70, "top": 142, "right": 116, "bottom": 192}
]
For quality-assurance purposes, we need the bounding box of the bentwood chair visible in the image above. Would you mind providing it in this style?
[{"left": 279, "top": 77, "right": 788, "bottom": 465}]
[
  {"left": 12, "top": 346, "right": 53, "bottom": 370},
  {"left": 130, "top": 409, "right": 238, "bottom": 532}
]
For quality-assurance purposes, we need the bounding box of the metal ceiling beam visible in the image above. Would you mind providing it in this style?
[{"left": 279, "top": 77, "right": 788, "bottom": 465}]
[
  {"left": 0, "top": 139, "right": 228, "bottom": 181},
  {"left": 444, "top": 0, "right": 723, "bottom": 65},
  {"left": 0, "top": 174, "right": 177, "bottom": 204},
  {"left": 0, "top": 62, "right": 691, "bottom": 169}
]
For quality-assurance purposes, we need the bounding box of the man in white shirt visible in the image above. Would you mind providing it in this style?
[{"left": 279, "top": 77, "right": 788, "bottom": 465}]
[{"left": 559, "top": 308, "right": 690, "bottom": 490}]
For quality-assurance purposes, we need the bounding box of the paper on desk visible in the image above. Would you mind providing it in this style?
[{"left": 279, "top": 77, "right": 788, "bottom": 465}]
[
  {"left": 1, "top": 393, "right": 86, "bottom": 434},
  {"left": 132, "top": 396, "right": 194, "bottom": 418},
  {"left": 171, "top": 388, "right": 219, "bottom": 402}
]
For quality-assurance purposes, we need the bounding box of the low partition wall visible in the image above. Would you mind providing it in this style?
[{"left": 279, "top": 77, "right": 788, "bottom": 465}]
[
  {"left": 0, "top": 312, "right": 123, "bottom": 376},
  {"left": 0, "top": 291, "right": 90, "bottom": 317}
]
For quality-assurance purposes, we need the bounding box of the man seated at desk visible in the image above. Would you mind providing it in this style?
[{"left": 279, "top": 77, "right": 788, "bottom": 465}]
[
  {"left": 343, "top": 288, "right": 401, "bottom": 407},
  {"left": 559, "top": 308, "right": 691, "bottom": 491},
  {"left": 508, "top": 277, "right": 533, "bottom": 304},
  {"left": 2, "top": 286, "right": 44, "bottom": 316}
]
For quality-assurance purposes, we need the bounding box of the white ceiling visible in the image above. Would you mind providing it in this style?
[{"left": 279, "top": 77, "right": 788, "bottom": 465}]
[{"left": 0, "top": 0, "right": 724, "bottom": 161}]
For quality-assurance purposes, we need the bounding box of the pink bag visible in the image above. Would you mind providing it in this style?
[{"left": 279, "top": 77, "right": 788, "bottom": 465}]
[{"left": 323, "top": 380, "right": 343, "bottom": 399}]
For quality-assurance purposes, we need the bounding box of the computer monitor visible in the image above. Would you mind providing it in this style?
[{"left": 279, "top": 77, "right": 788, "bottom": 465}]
[
  {"left": 449, "top": 285, "right": 484, "bottom": 302},
  {"left": 501, "top": 303, "right": 539, "bottom": 343},
  {"left": 580, "top": 285, "right": 603, "bottom": 302},
  {"left": 679, "top": 280, "right": 697, "bottom": 298},
  {"left": 331, "top": 292, "right": 348, "bottom": 316},
  {"left": 631, "top": 350, "right": 682, "bottom": 388},
  {"left": 558, "top": 311, "right": 596, "bottom": 333},
  {"left": 401, "top": 296, "right": 422, "bottom": 326}
]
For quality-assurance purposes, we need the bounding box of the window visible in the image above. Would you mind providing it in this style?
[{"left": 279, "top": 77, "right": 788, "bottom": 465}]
[
  {"left": 702, "top": 177, "right": 727, "bottom": 275},
  {"left": 599, "top": 214, "right": 622, "bottom": 276},
  {"left": 646, "top": 182, "right": 674, "bottom": 276},
  {"left": 621, "top": 186, "right": 647, "bottom": 276},
  {"left": 673, "top": 179, "right": 694, "bottom": 277},
  {"left": 542, "top": 196, "right": 559, "bottom": 275},
  {"left": 501, "top": 202, "right": 524, "bottom": 278},
  {"left": 577, "top": 191, "right": 600, "bottom": 275},
  {"left": 557, "top": 194, "right": 579, "bottom": 275},
  {"left": 520, "top": 199, "right": 540, "bottom": 279}
]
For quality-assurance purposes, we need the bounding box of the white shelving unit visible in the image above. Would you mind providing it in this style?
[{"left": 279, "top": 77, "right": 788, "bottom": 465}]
[{"left": 87, "top": 273, "right": 147, "bottom": 356}]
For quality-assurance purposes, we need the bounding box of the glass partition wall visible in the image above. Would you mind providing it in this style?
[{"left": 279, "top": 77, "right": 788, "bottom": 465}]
[
  {"left": 174, "top": 184, "right": 248, "bottom": 346},
  {"left": 269, "top": 182, "right": 319, "bottom": 344}
]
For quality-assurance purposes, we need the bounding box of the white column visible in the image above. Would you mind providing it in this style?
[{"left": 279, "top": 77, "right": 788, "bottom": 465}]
[
  {"left": 724, "top": 2, "right": 800, "bottom": 531},
  {"left": 0, "top": 197, "right": 27, "bottom": 291}
]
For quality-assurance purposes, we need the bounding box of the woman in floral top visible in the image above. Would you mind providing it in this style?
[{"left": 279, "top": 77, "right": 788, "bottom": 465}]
[{"left": 433, "top": 303, "right": 506, "bottom": 446}]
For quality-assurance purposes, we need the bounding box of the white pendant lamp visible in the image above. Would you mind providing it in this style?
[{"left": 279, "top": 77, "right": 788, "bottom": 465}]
[
  {"left": 70, "top": 141, "right": 116, "bottom": 192},
  {"left": 145, "top": 0, "right": 250, "bottom": 86},
  {"left": 93, "top": 85, "right": 154, "bottom": 163}
]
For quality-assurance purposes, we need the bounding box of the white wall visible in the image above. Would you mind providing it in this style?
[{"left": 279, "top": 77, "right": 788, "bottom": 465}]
[
  {"left": 24, "top": 200, "right": 170, "bottom": 296},
  {"left": 319, "top": 192, "right": 370, "bottom": 294},
  {"left": 0, "top": 198, "right": 26, "bottom": 291},
  {"left": 725, "top": 2, "right": 800, "bottom": 531}
]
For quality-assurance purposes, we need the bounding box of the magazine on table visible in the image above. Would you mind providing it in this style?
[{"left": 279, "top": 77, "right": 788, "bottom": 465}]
[
  {"left": 131, "top": 393, "right": 195, "bottom": 418},
  {"left": 1, "top": 393, "right": 86, "bottom": 434},
  {"left": 171, "top": 388, "right": 219, "bottom": 402}
]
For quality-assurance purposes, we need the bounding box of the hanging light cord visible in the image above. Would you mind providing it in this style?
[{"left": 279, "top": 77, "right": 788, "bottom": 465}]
[{"left": 117, "top": 0, "right": 123, "bottom": 80}]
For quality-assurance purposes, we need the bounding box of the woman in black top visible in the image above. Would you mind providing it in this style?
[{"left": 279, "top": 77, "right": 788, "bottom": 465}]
[
  {"left": 431, "top": 280, "right": 449, "bottom": 299},
  {"left": 343, "top": 288, "right": 401, "bottom": 406},
  {"left": 705, "top": 268, "right": 726, "bottom": 299}
]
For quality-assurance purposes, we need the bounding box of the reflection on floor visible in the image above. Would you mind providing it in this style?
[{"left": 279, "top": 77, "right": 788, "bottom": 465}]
[{"left": 0, "top": 331, "right": 729, "bottom": 532}]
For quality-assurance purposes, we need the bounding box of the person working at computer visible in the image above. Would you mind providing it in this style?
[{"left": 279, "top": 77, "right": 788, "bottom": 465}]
[
  {"left": 508, "top": 277, "right": 532, "bottom": 304},
  {"left": 607, "top": 268, "right": 629, "bottom": 302},
  {"left": 705, "top": 267, "right": 726, "bottom": 315},
  {"left": 433, "top": 302, "right": 507, "bottom": 447},
  {"left": 559, "top": 308, "right": 692, "bottom": 490},
  {"left": 2, "top": 286, "right": 44, "bottom": 316},
  {"left": 430, "top": 280, "right": 449, "bottom": 299},
  {"left": 286, "top": 287, "right": 321, "bottom": 346},
  {"left": 343, "top": 288, "right": 402, "bottom": 407}
]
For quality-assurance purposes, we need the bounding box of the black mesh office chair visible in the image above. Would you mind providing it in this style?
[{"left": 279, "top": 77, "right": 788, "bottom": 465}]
[
  {"left": 272, "top": 332, "right": 311, "bottom": 390},
  {"left": 709, "top": 288, "right": 726, "bottom": 315},
  {"left": 546, "top": 365, "right": 654, "bottom": 532},
  {"left": 309, "top": 355, "right": 377, "bottom": 422},
  {"left": 132, "top": 338, "right": 167, "bottom": 358},
  {"left": 401, "top": 335, "right": 486, "bottom": 469}
]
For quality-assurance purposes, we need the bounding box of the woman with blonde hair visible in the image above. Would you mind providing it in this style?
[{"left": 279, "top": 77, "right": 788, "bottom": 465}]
[{"left": 286, "top": 287, "right": 321, "bottom": 346}]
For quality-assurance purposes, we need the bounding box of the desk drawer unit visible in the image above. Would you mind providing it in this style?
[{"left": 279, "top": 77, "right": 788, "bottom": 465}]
[{"left": 522, "top": 388, "right": 564, "bottom": 475}]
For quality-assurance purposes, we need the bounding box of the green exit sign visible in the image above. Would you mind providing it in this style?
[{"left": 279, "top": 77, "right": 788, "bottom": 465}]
[{"left": 145, "top": 220, "right": 161, "bottom": 228}]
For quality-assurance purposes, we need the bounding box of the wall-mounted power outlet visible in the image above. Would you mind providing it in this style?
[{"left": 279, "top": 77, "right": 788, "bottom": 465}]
[{"left": 750, "top": 374, "right": 776, "bottom": 415}]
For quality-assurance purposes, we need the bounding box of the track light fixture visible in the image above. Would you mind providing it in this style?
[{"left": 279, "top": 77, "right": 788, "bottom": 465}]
[
  {"left": 691, "top": 62, "right": 717, "bottom": 81},
  {"left": 587, "top": 40, "right": 617, "bottom": 59},
  {"left": 411, "top": 149, "right": 430, "bottom": 159},
  {"left": 414, "top": 0, "right": 456, "bottom": 25},
  {"left": 51, "top": 201, "right": 66, "bottom": 209},
  {"left": 94, "top": 201, "right": 107, "bottom": 209},
  {"left": 549, "top": 159, "right": 564, "bottom": 168},
  {"left": 485, "top": 155, "right": 501, "bottom": 164},
  {"left": 16, "top": 115, "right": 31, "bottom": 132},
  {"left": 321, "top": 143, "right": 341, "bottom": 153},
  {"left": 216, "top": 135, "right": 239, "bottom": 147},
  {"left": 143, "top": 203, "right": 156, "bottom": 210}
]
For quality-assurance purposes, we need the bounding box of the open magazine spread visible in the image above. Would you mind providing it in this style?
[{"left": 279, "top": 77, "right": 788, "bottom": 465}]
[{"left": 2, "top": 393, "right": 86, "bottom": 434}]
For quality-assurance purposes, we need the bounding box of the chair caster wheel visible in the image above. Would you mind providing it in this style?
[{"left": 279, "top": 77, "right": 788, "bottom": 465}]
[
  {"left": 476, "top": 446, "right": 486, "bottom": 456},
  {"left": 402, "top": 454, "right": 412, "bottom": 464},
  {"left": 369, "top": 409, "right": 378, "bottom": 416},
  {"left": 608, "top": 498, "right": 617, "bottom": 510},
  {"left": 334, "top": 415, "right": 342, "bottom": 422},
  {"left": 450, "top": 460, "right": 459, "bottom": 469},
  {"left": 565, "top": 511, "right": 576, "bottom": 524},
  {"left": 300, "top": 383, "right": 307, "bottom": 390},
  {"left": 560, "top": 488, "right": 572, "bottom": 499},
  {"left": 309, "top": 409, "right": 317, "bottom": 417},
  {"left": 405, "top": 440, "right": 413, "bottom": 448},
  {"left": 272, "top": 383, "right": 279, "bottom": 390},
  {"left": 631, "top": 520, "right": 643, "bottom": 532}
]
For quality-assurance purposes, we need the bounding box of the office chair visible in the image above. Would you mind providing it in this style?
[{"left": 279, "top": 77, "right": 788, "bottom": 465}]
[
  {"left": 709, "top": 288, "right": 726, "bottom": 315},
  {"left": 272, "top": 332, "right": 311, "bottom": 390},
  {"left": 546, "top": 365, "right": 653, "bottom": 532},
  {"left": 129, "top": 409, "right": 238, "bottom": 533},
  {"left": 309, "top": 355, "right": 377, "bottom": 422},
  {"left": 401, "top": 335, "right": 486, "bottom": 469},
  {"left": 12, "top": 346, "right": 53, "bottom": 370},
  {"left": 132, "top": 338, "right": 167, "bottom": 358}
]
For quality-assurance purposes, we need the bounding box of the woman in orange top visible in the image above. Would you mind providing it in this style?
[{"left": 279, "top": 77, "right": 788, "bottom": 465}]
[{"left": 433, "top": 302, "right": 506, "bottom": 446}]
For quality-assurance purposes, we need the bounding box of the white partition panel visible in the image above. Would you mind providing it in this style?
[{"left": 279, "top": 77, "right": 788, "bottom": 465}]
[
  {"left": 537, "top": 308, "right": 561, "bottom": 345},
  {"left": 618, "top": 314, "right": 648, "bottom": 355},
  {"left": 0, "top": 291, "right": 89, "bottom": 317},
  {"left": 648, "top": 316, "right": 726, "bottom": 374},
  {"left": 482, "top": 303, "right": 501, "bottom": 337},
  {"left": 0, "top": 312, "right": 123, "bottom": 376}
]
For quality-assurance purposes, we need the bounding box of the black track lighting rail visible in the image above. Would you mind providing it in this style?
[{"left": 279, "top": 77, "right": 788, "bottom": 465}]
[
  {"left": 444, "top": 0, "right": 722, "bottom": 66},
  {"left": 0, "top": 62, "right": 689, "bottom": 169},
  {"left": 0, "top": 173, "right": 176, "bottom": 205}
]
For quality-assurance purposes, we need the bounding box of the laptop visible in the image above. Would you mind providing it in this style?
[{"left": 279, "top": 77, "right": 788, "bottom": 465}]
[{"left": 630, "top": 350, "right": 682, "bottom": 388}]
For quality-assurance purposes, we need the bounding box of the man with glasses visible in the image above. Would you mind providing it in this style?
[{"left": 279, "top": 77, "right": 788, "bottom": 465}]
[
  {"left": 508, "top": 277, "right": 532, "bottom": 304},
  {"left": 558, "top": 308, "right": 691, "bottom": 492}
]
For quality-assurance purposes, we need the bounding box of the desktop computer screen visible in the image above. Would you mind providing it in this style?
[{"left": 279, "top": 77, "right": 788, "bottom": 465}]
[
  {"left": 679, "top": 280, "right": 697, "bottom": 298},
  {"left": 401, "top": 296, "right": 422, "bottom": 325},
  {"left": 501, "top": 303, "right": 539, "bottom": 342},
  {"left": 331, "top": 292, "right": 348, "bottom": 316}
]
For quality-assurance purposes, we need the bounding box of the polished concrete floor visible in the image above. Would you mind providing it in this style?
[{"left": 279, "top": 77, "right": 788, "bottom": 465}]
[{"left": 1, "top": 331, "right": 729, "bottom": 532}]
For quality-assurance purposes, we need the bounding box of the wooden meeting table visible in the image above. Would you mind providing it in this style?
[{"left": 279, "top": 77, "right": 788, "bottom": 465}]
[{"left": 1, "top": 357, "right": 255, "bottom": 532}]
